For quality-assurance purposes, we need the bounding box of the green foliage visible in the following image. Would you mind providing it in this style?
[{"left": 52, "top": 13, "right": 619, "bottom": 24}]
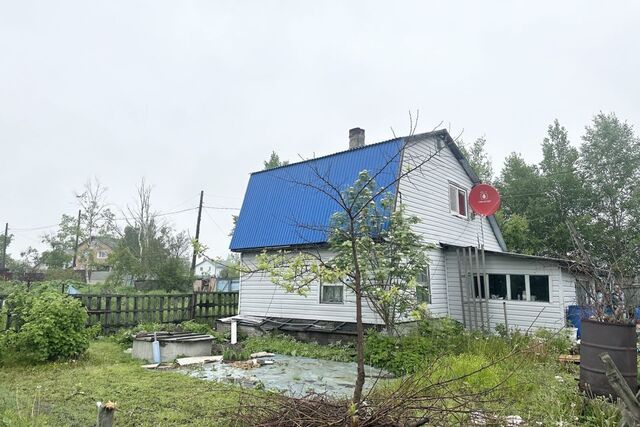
[
  {"left": 222, "top": 347, "right": 251, "bottom": 362},
  {"left": 1, "top": 292, "right": 89, "bottom": 364},
  {"left": 365, "top": 318, "right": 466, "bottom": 375},
  {"left": 495, "top": 113, "right": 640, "bottom": 277},
  {"left": 263, "top": 151, "right": 289, "bottom": 170},
  {"left": 243, "top": 334, "right": 354, "bottom": 362},
  {"left": 459, "top": 136, "right": 494, "bottom": 182}
]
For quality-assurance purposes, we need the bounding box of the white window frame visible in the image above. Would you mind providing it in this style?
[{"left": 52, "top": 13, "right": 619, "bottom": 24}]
[
  {"left": 506, "top": 274, "right": 550, "bottom": 303},
  {"left": 416, "top": 266, "right": 431, "bottom": 304},
  {"left": 320, "top": 283, "right": 344, "bottom": 304},
  {"left": 472, "top": 273, "right": 551, "bottom": 303},
  {"left": 449, "top": 183, "right": 468, "bottom": 219},
  {"left": 97, "top": 250, "right": 108, "bottom": 259}
]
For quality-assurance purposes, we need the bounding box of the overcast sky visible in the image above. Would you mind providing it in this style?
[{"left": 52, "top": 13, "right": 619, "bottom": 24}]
[{"left": 1, "top": 1, "right": 639, "bottom": 259}]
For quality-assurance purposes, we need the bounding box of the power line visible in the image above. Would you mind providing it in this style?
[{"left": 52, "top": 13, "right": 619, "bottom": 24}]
[{"left": 203, "top": 206, "right": 240, "bottom": 211}]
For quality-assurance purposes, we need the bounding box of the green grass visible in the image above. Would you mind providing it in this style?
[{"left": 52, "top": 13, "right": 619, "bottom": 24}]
[
  {"left": 0, "top": 340, "right": 248, "bottom": 426},
  {"left": 0, "top": 324, "right": 623, "bottom": 426},
  {"left": 242, "top": 326, "right": 622, "bottom": 426},
  {"left": 243, "top": 334, "right": 354, "bottom": 362}
]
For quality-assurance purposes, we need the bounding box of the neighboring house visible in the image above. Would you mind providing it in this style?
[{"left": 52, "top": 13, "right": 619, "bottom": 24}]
[
  {"left": 194, "top": 258, "right": 225, "bottom": 279},
  {"left": 193, "top": 258, "right": 240, "bottom": 292},
  {"left": 230, "top": 128, "right": 580, "bottom": 332},
  {"left": 74, "top": 236, "right": 117, "bottom": 284}
]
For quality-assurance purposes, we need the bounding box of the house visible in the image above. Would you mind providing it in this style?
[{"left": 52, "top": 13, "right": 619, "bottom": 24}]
[
  {"left": 194, "top": 258, "right": 225, "bottom": 279},
  {"left": 193, "top": 258, "right": 240, "bottom": 292},
  {"left": 74, "top": 236, "right": 117, "bottom": 283},
  {"left": 229, "top": 128, "right": 580, "bottom": 333}
]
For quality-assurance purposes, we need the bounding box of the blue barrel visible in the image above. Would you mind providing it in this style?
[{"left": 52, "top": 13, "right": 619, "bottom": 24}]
[{"left": 566, "top": 305, "right": 594, "bottom": 339}]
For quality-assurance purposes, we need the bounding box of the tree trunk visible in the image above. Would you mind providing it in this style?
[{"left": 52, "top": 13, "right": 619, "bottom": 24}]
[{"left": 350, "top": 228, "right": 366, "bottom": 407}]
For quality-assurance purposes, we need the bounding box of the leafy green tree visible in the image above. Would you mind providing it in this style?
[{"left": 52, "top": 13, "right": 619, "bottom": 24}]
[
  {"left": 536, "top": 119, "right": 585, "bottom": 257},
  {"left": 263, "top": 151, "right": 289, "bottom": 170},
  {"left": 108, "top": 180, "right": 192, "bottom": 291},
  {"left": 218, "top": 254, "right": 240, "bottom": 280},
  {"left": 578, "top": 112, "right": 640, "bottom": 277},
  {"left": 496, "top": 153, "right": 544, "bottom": 253},
  {"left": 258, "top": 171, "right": 432, "bottom": 404},
  {"left": 460, "top": 136, "right": 494, "bottom": 182},
  {"left": 495, "top": 212, "right": 532, "bottom": 254}
]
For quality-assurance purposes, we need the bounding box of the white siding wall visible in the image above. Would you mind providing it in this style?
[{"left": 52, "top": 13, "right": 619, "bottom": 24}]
[
  {"left": 239, "top": 250, "right": 383, "bottom": 324},
  {"left": 398, "top": 135, "right": 503, "bottom": 252},
  {"left": 398, "top": 135, "right": 503, "bottom": 316},
  {"left": 444, "top": 250, "right": 576, "bottom": 331}
]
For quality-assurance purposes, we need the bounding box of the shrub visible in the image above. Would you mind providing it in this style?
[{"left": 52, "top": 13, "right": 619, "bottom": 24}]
[
  {"left": 1, "top": 292, "right": 90, "bottom": 363},
  {"left": 179, "top": 320, "right": 213, "bottom": 335}
]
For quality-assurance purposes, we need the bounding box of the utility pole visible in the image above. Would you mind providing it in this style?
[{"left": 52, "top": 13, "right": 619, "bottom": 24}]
[
  {"left": 191, "top": 190, "right": 204, "bottom": 273},
  {"left": 1, "top": 223, "right": 8, "bottom": 272},
  {"left": 72, "top": 210, "right": 81, "bottom": 268}
]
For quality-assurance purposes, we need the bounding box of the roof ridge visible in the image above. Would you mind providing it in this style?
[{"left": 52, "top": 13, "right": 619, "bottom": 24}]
[{"left": 249, "top": 129, "right": 447, "bottom": 176}]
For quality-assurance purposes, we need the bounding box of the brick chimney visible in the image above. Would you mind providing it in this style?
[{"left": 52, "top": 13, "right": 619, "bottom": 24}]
[{"left": 349, "top": 128, "right": 365, "bottom": 149}]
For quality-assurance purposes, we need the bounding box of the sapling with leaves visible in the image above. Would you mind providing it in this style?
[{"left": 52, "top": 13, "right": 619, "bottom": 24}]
[{"left": 258, "top": 170, "right": 433, "bottom": 405}]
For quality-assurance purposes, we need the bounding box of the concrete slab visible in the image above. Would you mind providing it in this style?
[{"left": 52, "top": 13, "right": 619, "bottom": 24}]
[
  {"left": 141, "top": 363, "right": 160, "bottom": 369},
  {"left": 250, "top": 351, "right": 275, "bottom": 358},
  {"left": 176, "top": 355, "right": 223, "bottom": 366}
]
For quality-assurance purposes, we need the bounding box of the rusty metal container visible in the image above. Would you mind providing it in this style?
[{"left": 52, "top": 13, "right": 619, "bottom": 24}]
[{"left": 580, "top": 319, "right": 637, "bottom": 398}]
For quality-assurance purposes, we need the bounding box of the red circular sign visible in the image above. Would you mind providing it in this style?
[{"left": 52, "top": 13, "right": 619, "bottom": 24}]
[{"left": 468, "top": 184, "right": 501, "bottom": 216}]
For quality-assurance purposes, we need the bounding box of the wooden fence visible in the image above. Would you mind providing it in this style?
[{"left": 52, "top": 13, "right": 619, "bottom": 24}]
[{"left": 1, "top": 292, "right": 239, "bottom": 333}]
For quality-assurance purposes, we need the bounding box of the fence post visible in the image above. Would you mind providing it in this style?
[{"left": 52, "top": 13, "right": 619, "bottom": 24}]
[
  {"left": 190, "top": 293, "right": 197, "bottom": 320},
  {"left": 104, "top": 296, "right": 112, "bottom": 334},
  {"left": 115, "top": 296, "right": 122, "bottom": 329}
]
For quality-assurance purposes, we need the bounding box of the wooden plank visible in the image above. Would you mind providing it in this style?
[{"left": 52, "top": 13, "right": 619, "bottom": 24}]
[
  {"left": 116, "top": 296, "right": 122, "bottom": 329},
  {"left": 558, "top": 354, "right": 580, "bottom": 364},
  {"left": 133, "top": 296, "right": 139, "bottom": 325},
  {"left": 104, "top": 296, "right": 112, "bottom": 333}
]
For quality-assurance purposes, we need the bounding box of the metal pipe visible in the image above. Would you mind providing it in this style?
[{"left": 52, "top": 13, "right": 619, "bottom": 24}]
[
  {"left": 466, "top": 247, "right": 478, "bottom": 331},
  {"left": 456, "top": 249, "right": 467, "bottom": 329},
  {"left": 474, "top": 246, "right": 485, "bottom": 332},
  {"left": 481, "top": 245, "right": 490, "bottom": 331},
  {"left": 503, "top": 301, "right": 509, "bottom": 337}
]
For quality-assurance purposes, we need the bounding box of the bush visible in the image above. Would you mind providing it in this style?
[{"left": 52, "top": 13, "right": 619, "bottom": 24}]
[
  {"left": 1, "top": 291, "right": 90, "bottom": 363},
  {"left": 365, "top": 318, "right": 468, "bottom": 375}
]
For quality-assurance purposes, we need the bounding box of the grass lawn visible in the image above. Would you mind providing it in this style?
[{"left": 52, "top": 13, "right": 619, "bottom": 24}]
[{"left": 0, "top": 340, "right": 246, "bottom": 426}]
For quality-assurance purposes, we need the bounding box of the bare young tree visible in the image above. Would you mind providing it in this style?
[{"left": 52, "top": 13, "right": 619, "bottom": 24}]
[
  {"left": 252, "top": 128, "right": 456, "bottom": 406},
  {"left": 75, "top": 178, "right": 114, "bottom": 283}
]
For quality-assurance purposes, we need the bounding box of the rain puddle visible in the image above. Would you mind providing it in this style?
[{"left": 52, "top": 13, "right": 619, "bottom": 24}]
[{"left": 181, "top": 354, "right": 392, "bottom": 397}]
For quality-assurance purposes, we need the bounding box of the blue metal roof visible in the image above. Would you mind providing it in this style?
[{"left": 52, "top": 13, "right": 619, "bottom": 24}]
[{"left": 230, "top": 138, "right": 405, "bottom": 251}]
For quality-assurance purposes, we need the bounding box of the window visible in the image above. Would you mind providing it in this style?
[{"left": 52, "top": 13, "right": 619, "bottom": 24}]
[
  {"left": 320, "top": 284, "right": 344, "bottom": 304},
  {"left": 449, "top": 184, "right": 468, "bottom": 218},
  {"left": 472, "top": 274, "right": 486, "bottom": 299},
  {"left": 488, "top": 274, "right": 507, "bottom": 299},
  {"left": 529, "top": 275, "right": 550, "bottom": 302},
  {"left": 510, "top": 275, "right": 526, "bottom": 300},
  {"left": 97, "top": 250, "right": 108, "bottom": 259},
  {"left": 416, "top": 267, "right": 431, "bottom": 304}
]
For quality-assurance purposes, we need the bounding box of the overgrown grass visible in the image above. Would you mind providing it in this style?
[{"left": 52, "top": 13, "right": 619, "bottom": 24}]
[
  {"left": 241, "top": 321, "right": 621, "bottom": 426},
  {"left": 243, "top": 334, "right": 355, "bottom": 362},
  {"left": 0, "top": 340, "right": 249, "bottom": 426}
]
